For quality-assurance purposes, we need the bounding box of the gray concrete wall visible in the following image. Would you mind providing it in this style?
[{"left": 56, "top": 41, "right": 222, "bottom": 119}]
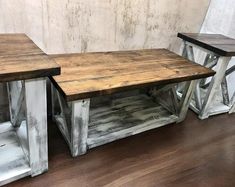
[
  {"left": 24, "top": 0, "right": 211, "bottom": 54},
  {"left": 0, "top": 0, "right": 211, "bottom": 121},
  {"left": 0, "top": 0, "right": 25, "bottom": 33}
]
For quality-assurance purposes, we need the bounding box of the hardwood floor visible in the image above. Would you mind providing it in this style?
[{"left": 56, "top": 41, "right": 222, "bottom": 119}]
[{"left": 6, "top": 111, "right": 235, "bottom": 187}]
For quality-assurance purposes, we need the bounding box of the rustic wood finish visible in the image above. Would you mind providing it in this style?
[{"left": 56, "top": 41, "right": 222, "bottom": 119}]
[
  {"left": 50, "top": 49, "right": 214, "bottom": 101},
  {"left": 178, "top": 33, "right": 235, "bottom": 56},
  {"left": 0, "top": 34, "right": 60, "bottom": 82}
]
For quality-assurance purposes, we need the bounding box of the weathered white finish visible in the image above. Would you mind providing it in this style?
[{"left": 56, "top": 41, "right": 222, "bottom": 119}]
[
  {"left": 184, "top": 44, "right": 202, "bottom": 110},
  {"left": 0, "top": 122, "right": 31, "bottom": 186},
  {"left": 201, "top": 0, "right": 235, "bottom": 99},
  {"left": 0, "top": 77, "right": 49, "bottom": 185},
  {"left": 221, "top": 77, "right": 230, "bottom": 106},
  {"left": 88, "top": 94, "right": 178, "bottom": 148},
  {"left": 200, "top": 57, "right": 231, "bottom": 119},
  {"left": 25, "top": 78, "right": 48, "bottom": 176},
  {"left": 150, "top": 84, "right": 179, "bottom": 115},
  {"left": 229, "top": 93, "right": 235, "bottom": 114},
  {"left": 52, "top": 85, "right": 90, "bottom": 157},
  {"left": 71, "top": 100, "right": 90, "bottom": 156},
  {"left": 52, "top": 82, "right": 195, "bottom": 157},
  {"left": 7, "top": 81, "right": 25, "bottom": 127},
  {"left": 186, "top": 86, "right": 230, "bottom": 115},
  {"left": 177, "top": 80, "right": 197, "bottom": 122},
  {"left": 180, "top": 41, "right": 234, "bottom": 119}
]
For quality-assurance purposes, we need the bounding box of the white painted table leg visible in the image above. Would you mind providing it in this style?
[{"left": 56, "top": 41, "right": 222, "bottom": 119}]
[
  {"left": 199, "top": 57, "right": 231, "bottom": 119},
  {"left": 177, "top": 80, "right": 197, "bottom": 123},
  {"left": 229, "top": 93, "right": 235, "bottom": 114},
  {"left": 71, "top": 99, "right": 90, "bottom": 157},
  {"left": 25, "top": 78, "right": 48, "bottom": 176},
  {"left": 185, "top": 44, "right": 202, "bottom": 110},
  {"left": 221, "top": 76, "right": 230, "bottom": 106}
]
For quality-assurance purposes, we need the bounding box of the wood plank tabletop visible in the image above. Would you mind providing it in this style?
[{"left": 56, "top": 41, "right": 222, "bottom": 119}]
[
  {"left": 0, "top": 34, "right": 60, "bottom": 82},
  {"left": 50, "top": 49, "right": 214, "bottom": 101},
  {"left": 178, "top": 33, "right": 235, "bottom": 56}
]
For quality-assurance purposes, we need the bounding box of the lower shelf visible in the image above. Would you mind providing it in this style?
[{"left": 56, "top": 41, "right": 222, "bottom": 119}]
[
  {"left": 87, "top": 94, "right": 178, "bottom": 148},
  {"left": 178, "top": 87, "right": 230, "bottom": 117},
  {"left": 0, "top": 122, "right": 31, "bottom": 186}
]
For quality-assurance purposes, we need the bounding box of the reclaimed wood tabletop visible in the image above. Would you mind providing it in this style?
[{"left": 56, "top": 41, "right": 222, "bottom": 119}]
[
  {"left": 0, "top": 34, "right": 60, "bottom": 82},
  {"left": 50, "top": 49, "right": 215, "bottom": 101},
  {"left": 178, "top": 33, "right": 235, "bottom": 56}
]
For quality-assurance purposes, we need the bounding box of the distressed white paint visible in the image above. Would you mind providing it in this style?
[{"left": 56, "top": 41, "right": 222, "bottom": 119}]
[
  {"left": 0, "top": 122, "right": 31, "bottom": 186},
  {"left": 25, "top": 78, "right": 48, "bottom": 176},
  {"left": 200, "top": 57, "right": 231, "bottom": 119},
  {"left": 177, "top": 81, "right": 197, "bottom": 122},
  {"left": 7, "top": 81, "right": 25, "bottom": 127},
  {"left": 71, "top": 99, "right": 90, "bottom": 156},
  {"left": 200, "top": 0, "right": 235, "bottom": 98},
  {"left": 53, "top": 82, "right": 196, "bottom": 156},
  {"left": 229, "top": 93, "right": 235, "bottom": 113},
  {"left": 180, "top": 40, "right": 233, "bottom": 119}
]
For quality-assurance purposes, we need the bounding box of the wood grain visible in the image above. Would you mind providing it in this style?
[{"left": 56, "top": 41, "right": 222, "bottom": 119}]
[
  {"left": 178, "top": 33, "right": 235, "bottom": 56},
  {"left": 6, "top": 112, "right": 235, "bottom": 187},
  {"left": 50, "top": 49, "right": 214, "bottom": 101},
  {"left": 88, "top": 94, "right": 178, "bottom": 148},
  {"left": 0, "top": 34, "right": 60, "bottom": 82}
]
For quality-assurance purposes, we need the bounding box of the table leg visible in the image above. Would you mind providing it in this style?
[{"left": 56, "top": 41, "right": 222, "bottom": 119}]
[
  {"left": 52, "top": 84, "right": 90, "bottom": 157},
  {"left": 25, "top": 78, "right": 48, "bottom": 176},
  {"left": 221, "top": 76, "right": 230, "bottom": 106},
  {"left": 229, "top": 93, "right": 235, "bottom": 114},
  {"left": 71, "top": 99, "right": 90, "bottom": 157},
  {"left": 199, "top": 57, "right": 231, "bottom": 119},
  {"left": 185, "top": 44, "right": 202, "bottom": 110},
  {"left": 177, "top": 80, "right": 197, "bottom": 122}
]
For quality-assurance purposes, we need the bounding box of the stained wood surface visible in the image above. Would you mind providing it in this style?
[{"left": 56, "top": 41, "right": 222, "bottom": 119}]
[
  {"left": 178, "top": 33, "right": 235, "bottom": 56},
  {"left": 50, "top": 49, "right": 214, "bottom": 101},
  {"left": 0, "top": 34, "right": 60, "bottom": 82}
]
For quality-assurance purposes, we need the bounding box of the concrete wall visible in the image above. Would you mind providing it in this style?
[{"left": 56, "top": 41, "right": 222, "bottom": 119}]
[
  {"left": 0, "top": 0, "right": 24, "bottom": 33},
  {"left": 1, "top": 0, "right": 210, "bottom": 54},
  {"left": 0, "top": 0, "right": 211, "bottom": 121}
]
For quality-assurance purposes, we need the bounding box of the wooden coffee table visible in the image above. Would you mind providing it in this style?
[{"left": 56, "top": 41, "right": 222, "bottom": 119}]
[
  {"left": 0, "top": 34, "right": 60, "bottom": 185},
  {"left": 178, "top": 33, "right": 235, "bottom": 119},
  {"left": 50, "top": 49, "right": 214, "bottom": 157}
]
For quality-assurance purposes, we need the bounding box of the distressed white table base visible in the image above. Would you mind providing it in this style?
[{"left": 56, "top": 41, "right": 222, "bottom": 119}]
[
  {"left": 52, "top": 81, "right": 196, "bottom": 157},
  {"left": 180, "top": 41, "right": 234, "bottom": 119},
  {"left": 0, "top": 78, "right": 48, "bottom": 186},
  {"left": 229, "top": 93, "right": 235, "bottom": 114}
]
